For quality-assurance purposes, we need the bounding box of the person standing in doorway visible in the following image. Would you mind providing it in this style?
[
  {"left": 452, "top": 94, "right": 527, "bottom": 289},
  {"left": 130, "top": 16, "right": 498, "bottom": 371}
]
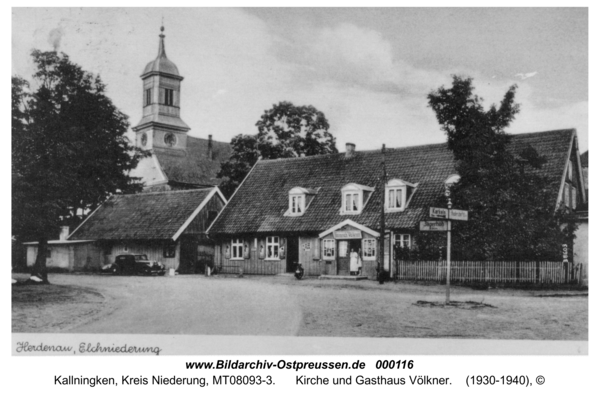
[{"left": 350, "top": 248, "right": 359, "bottom": 275}]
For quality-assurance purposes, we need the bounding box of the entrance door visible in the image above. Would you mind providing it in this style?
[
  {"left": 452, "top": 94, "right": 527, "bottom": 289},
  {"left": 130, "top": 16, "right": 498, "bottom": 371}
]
[
  {"left": 179, "top": 236, "right": 198, "bottom": 274},
  {"left": 337, "top": 239, "right": 361, "bottom": 275},
  {"left": 286, "top": 237, "right": 299, "bottom": 272}
]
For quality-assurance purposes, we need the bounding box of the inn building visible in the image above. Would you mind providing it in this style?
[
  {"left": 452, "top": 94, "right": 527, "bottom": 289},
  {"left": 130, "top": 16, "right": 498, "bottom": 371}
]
[{"left": 207, "top": 129, "right": 587, "bottom": 279}]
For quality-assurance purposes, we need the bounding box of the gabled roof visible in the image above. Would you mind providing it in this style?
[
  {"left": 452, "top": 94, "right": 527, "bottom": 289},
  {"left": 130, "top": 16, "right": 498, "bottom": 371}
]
[
  {"left": 154, "top": 135, "right": 232, "bottom": 186},
  {"left": 209, "top": 129, "right": 576, "bottom": 235},
  {"left": 69, "top": 187, "right": 223, "bottom": 241}
]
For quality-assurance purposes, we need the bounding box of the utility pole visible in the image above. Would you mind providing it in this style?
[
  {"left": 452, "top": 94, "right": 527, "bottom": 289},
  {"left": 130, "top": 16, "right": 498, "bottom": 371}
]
[{"left": 379, "top": 144, "right": 387, "bottom": 284}]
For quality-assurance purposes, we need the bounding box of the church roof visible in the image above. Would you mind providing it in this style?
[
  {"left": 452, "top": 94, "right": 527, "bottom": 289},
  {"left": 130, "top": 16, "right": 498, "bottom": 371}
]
[
  {"left": 141, "top": 27, "right": 181, "bottom": 80},
  {"left": 154, "top": 135, "right": 232, "bottom": 186},
  {"left": 209, "top": 129, "right": 576, "bottom": 236},
  {"left": 69, "top": 188, "right": 221, "bottom": 241}
]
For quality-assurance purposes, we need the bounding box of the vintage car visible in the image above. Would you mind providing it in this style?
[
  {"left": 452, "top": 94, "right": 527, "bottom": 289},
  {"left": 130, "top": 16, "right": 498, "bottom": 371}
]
[{"left": 101, "top": 254, "right": 166, "bottom": 276}]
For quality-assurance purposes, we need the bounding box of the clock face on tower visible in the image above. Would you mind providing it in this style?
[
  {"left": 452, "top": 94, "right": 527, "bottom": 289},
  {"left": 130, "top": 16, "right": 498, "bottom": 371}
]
[
  {"left": 164, "top": 132, "right": 177, "bottom": 147},
  {"left": 140, "top": 132, "right": 148, "bottom": 147}
]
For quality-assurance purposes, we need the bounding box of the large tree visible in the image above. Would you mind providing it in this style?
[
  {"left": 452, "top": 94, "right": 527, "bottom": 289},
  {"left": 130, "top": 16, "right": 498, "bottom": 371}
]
[
  {"left": 422, "top": 76, "right": 574, "bottom": 261},
  {"left": 12, "top": 50, "right": 146, "bottom": 282},
  {"left": 218, "top": 101, "right": 337, "bottom": 197}
]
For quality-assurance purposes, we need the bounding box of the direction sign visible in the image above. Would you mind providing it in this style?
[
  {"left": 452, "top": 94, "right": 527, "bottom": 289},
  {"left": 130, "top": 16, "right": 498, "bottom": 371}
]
[
  {"left": 449, "top": 209, "right": 468, "bottom": 221},
  {"left": 420, "top": 220, "right": 450, "bottom": 231},
  {"left": 429, "top": 207, "right": 449, "bottom": 219}
]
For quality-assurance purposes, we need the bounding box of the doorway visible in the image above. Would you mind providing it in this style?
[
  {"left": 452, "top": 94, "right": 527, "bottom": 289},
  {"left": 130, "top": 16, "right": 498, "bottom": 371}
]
[
  {"left": 337, "top": 239, "right": 361, "bottom": 275},
  {"left": 286, "top": 237, "right": 299, "bottom": 272}
]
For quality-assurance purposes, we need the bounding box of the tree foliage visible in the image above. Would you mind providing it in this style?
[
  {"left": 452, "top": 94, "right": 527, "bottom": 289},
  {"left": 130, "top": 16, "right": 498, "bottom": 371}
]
[
  {"left": 421, "top": 76, "right": 575, "bottom": 261},
  {"left": 218, "top": 101, "right": 338, "bottom": 197},
  {"left": 12, "top": 50, "right": 146, "bottom": 281}
]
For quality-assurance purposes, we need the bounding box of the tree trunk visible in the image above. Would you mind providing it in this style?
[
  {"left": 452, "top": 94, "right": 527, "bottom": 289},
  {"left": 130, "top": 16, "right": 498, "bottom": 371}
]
[{"left": 31, "top": 237, "right": 50, "bottom": 284}]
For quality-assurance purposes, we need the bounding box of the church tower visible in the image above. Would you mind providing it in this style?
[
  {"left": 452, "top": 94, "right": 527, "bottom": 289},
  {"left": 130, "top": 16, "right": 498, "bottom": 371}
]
[{"left": 132, "top": 26, "right": 190, "bottom": 151}]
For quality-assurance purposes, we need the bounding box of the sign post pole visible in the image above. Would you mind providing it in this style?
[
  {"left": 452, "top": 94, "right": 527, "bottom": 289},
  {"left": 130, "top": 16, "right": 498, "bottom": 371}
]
[{"left": 445, "top": 187, "right": 452, "bottom": 305}]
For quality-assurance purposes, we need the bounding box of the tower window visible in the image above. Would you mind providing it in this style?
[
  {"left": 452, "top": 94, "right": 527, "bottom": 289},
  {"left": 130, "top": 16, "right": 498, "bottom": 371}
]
[
  {"left": 164, "top": 89, "right": 174, "bottom": 106},
  {"left": 145, "top": 89, "right": 152, "bottom": 106}
]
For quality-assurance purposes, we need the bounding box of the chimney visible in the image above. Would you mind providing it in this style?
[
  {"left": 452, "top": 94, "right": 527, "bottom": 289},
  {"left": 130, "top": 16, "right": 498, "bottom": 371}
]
[
  {"left": 345, "top": 143, "right": 356, "bottom": 159},
  {"left": 207, "top": 134, "right": 213, "bottom": 161},
  {"left": 59, "top": 226, "right": 70, "bottom": 241}
]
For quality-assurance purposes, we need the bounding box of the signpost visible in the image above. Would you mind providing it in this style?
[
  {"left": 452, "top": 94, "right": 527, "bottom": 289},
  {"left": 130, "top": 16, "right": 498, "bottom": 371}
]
[
  {"left": 423, "top": 205, "right": 469, "bottom": 305},
  {"left": 449, "top": 209, "right": 468, "bottom": 221},
  {"left": 420, "top": 220, "right": 449, "bottom": 231},
  {"left": 429, "top": 207, "right": 448, "bottom": 219}
]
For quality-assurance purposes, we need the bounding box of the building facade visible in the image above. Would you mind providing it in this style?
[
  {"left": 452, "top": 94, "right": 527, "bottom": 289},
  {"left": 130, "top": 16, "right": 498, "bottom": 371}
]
[
  {"left": 208, "top": 129, "right": 587, "bottom": 279},
  {"left": 69, "top": 187, "right": 227, "bottom": 273}
]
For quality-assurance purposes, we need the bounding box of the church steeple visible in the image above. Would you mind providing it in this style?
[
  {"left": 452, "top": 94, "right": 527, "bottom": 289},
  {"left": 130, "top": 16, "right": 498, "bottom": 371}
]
[
  {"left": 133, "top": 25, "right": 190, "bottom": 151},
  {"left": 157, "top": 26, "right": 166, "bottom": 58}
]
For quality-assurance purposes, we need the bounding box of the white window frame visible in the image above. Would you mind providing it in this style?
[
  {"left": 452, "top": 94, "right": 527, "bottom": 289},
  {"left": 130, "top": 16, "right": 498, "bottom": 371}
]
[
  {"left": 385, "top": 179, "right": 415, "bottom": 212},
  {"left": 394, "top": 234, "right": 411, "bottom": 249},
  {"left": 362, "top": 239, "right": 377, "bottom": 260},
  {"left": 340, "top": 183, "right": 374, "bottom": 215},
  {"left": 322, "top": 239, "right": 336, "bottom": 260},
  {"left": 289, "top": 194, "right": 305, "bottom": 215},
  {"left": 266, "top": 236, "right": 280, "bottom": 260},
  {"left": 344, "top": 192, "right": 360, "bottom": 213},
  {"left": 231, "top": 238, "right": 244, "bottom": 260}
]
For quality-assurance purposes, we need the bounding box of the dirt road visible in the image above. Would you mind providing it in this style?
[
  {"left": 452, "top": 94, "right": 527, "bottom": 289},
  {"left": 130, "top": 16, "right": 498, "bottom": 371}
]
[
  {"left": 13, "top": 274, "right": 302, "bottom": 336},
  {"left": 12, "top": 273, "right": 587, "bottom": 340}
]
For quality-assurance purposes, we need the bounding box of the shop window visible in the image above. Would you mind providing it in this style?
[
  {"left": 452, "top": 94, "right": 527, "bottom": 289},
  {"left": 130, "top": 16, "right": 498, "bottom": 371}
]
[
  {"left": 163, "top": 242, "right": 176, "bottom": 258},
  {"left": 266, "top": 236, "right": 279, "bottom": 260},
  {"left": 362, "top": 239, "right": 376, "bottom": 260},
  {"left": 231, "top": 238, "right": 244, "bottom": 260},
  {"left": 322, "top": 239, "right": 336, "bottom": 260}
]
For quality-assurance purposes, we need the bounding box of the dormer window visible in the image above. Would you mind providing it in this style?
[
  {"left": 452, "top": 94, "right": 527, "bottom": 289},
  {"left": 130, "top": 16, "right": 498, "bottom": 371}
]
[
  {"left": 341, "top": 183, "right": 374, "bottom": 215},
  {"left": 290, "top": 194, "right": 305, "bottom": 215},
  {"left": 286, "top": 187, "right": 317, "bottom": 217},
  {"left": 385, "top": 179, "right": 416, "bottom": 212}
]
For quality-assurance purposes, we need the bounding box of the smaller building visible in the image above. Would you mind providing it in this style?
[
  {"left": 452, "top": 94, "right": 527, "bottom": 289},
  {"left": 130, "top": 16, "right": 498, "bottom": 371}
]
[
  {"left": 24, "top": 227, "right": 101, "bottom": 272},
  {"left": 68, "top": 187, "right": 226, "bottom": 273}
]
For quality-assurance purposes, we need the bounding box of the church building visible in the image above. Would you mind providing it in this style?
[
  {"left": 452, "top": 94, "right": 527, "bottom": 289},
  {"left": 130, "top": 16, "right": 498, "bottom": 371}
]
[
  {"left": 130, "top": 26, "right": 231, "bottom": 191},
  {"left": 53, "top": 27, "right": 232, "bottom": 273}
]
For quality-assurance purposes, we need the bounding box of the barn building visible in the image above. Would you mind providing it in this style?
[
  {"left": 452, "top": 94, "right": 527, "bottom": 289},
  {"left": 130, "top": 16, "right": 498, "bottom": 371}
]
[
  {"left": 207, "top": 129, "right": 587, "bottom": 279},
  {"left": 68, "top": 187, "right": 227, "bottom": 273}
]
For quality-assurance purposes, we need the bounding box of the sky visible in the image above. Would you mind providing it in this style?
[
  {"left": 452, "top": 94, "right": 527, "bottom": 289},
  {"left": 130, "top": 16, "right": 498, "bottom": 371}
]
[{"left": 11, "top": 7, "right": 589, "bottom": 152}]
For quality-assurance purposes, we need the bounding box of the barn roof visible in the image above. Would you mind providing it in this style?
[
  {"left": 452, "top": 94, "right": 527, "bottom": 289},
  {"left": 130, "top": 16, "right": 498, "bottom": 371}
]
[
  {"left": 69, "top": 187, "right": 223, "bottom": 241},
  {"left": 154, "top": 135, "right": 232, "bottom": 186},
  {"left": 209, "top": 129, "right": 576, "bottom": 236}
]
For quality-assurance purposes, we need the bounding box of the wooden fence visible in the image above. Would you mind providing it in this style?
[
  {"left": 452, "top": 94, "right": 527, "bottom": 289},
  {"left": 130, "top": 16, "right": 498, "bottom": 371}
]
[{"left": 395, "top": 260, "right": 587, "bottom": 285}]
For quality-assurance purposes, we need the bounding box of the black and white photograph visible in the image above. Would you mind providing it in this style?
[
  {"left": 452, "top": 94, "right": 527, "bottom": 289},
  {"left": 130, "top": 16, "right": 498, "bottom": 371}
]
[{"left": 8, "top": 4, "right": 595, "bottom": 393}]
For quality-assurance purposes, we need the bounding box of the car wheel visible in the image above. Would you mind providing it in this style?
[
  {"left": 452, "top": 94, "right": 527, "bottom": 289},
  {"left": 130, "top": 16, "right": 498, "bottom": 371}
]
[{"left": 111, "top": 266, "right": 119, "bottom": 275}]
